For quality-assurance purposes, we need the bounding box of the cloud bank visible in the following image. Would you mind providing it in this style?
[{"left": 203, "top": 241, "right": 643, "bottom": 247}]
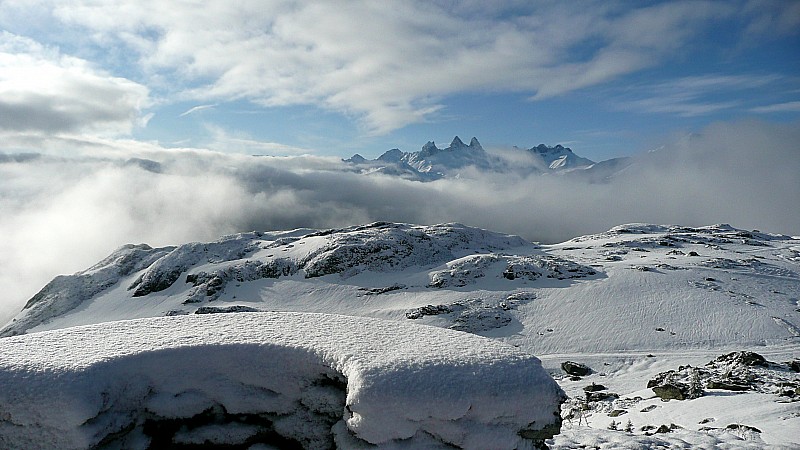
[{"left": 1, "top": 120, "right": 798, "bottom": 325}]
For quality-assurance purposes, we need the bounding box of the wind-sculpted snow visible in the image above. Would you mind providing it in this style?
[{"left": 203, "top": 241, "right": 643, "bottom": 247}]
[{"left": 0, "top": 312, "right": 565, "bottom": 449}]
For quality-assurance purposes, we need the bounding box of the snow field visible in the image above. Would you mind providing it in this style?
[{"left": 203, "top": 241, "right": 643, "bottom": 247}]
[{"left": 0, "top": 312, "right": 565, "bottom": 449}]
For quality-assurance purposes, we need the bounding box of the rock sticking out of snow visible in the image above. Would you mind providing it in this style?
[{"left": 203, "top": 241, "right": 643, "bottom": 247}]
[{"left": 0, "top": 312, "right": 565, "bottom": 450}]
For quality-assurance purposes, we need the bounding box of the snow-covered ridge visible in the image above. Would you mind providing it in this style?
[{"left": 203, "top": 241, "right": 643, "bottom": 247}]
[
  {"left": 4, "top": 221, "right": 799, "bottom": 356},
  {"left": 0, "top": 312, "right": 565, "bottom": 449},
  {"left": 2, "top": 222, "right": 545, "bottom": 337}
]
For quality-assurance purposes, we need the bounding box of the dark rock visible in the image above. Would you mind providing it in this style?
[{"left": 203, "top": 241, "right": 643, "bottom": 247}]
[
  {"left": 788, "top": 360, "right": 800, "bottom": 372},
  {"left": 652, "top": 384, "right": 687, "bottom": 401},
  {"left": 359, "top": 284, "right": 406, "bottom": 295},
  {"left": 194, "top": 305, "right": 260, "bottom": 314},
  {"left": 779, "top": 389, "right": 796, "bottom": 398},
  {"left": 569, "top": 376, "right": 582, "bottom": 381},
  {"left": 405, "top": 304, "right": 452, "bottom": 319},
  {"left": 640, "top": 405, "right": 657, "bottom": 413},
  {"left": 585, "top": 391, "right": 619, "bottom": 402},
  {"left": 713, "top": 351, "right": 767, "bottom": 367},
  {"left": 583, "top": 383, "right": 607, "bottom": 392},
  {"left": 561, "top": 361, "right": 591, "bottom": 376},
  {"left": 706, "top": 380, "right": 750, "bottom": 392},
  {"left": 688, "top": 251, "right": 700, "bottom": 257},
  {"left": 726, "top": 424, "right": 761, "bottom": 434},
  {"left": 608, "top": 409, "right": 627, "bottom": 417},
  {"left": 518, "top": 420, "right": 562, "bottom": 449},
  {"left": 653, "top": 424, "right": 681, "bottom": 434}
]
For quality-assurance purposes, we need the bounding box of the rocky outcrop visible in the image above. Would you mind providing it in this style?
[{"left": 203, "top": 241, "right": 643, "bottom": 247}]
[{"left": 561, "top": 361, "right": 591, "bottom": 377}]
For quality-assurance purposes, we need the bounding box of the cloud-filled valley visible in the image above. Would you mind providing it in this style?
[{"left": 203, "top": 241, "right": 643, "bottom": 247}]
[{"left": 1, "top": 119, "right": 797, "bottom": 325}]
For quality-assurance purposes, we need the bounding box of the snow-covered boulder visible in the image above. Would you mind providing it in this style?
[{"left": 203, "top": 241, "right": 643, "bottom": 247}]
[{"left": 0, "top": 312, "right": 565, "bottom": 449}]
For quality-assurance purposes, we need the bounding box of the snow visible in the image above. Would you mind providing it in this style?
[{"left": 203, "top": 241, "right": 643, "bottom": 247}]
[
  {"left": 2, "top": 221, "right": 799, "bottom": 448},
  {"left": 0, "top": 312, "right": 564, "bottom": 449}
]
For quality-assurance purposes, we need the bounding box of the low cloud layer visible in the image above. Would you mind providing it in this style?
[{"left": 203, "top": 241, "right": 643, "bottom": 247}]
[{"left": 1, "top": 120, "right": 798, "bottom": 325}]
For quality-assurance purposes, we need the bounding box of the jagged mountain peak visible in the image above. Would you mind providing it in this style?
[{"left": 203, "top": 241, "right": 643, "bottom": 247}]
[
  {"left": 419, "top": 141, "right": 439, "bottom": 156},
  {"left": 343, "top": 153, "right": 366, "bottom": 164},
  {"left": 450, "top": 136, "right": 466, "bottom": 148},
  {"left": 346, "top": 136, "right": 596, "bottom": 180},
  {"left": 530, "top": 143, "right": 568, "bottom": 154}
]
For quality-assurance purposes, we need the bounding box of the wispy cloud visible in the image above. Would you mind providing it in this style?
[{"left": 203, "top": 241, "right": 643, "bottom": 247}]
[
  {"left": 613, "top": 74, "right": 786, "bottom": 117},
  {"left": 751, "top": 101, "right": 800, "bottom": 113},
  {"left": 203, "top": 124, "right": 314, "bottom": 155},
  {"left": 178, "top": 104, "right": 216, "bottom": 117}
]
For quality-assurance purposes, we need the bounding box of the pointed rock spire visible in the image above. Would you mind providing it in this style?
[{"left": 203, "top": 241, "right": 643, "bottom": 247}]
[
  {"left": 450, "top": 136, "right": 466, "bottom": 149},
  {"left": 420, "top": 141, "right": 439, "bottom": 157},
  {"left": 469, "top": 137, "right": 482, "bottom": 150}
]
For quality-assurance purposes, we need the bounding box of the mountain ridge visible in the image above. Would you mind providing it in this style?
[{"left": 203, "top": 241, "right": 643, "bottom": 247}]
[{"left": 345, "top": 136, "right": 602, "bottom": 180}]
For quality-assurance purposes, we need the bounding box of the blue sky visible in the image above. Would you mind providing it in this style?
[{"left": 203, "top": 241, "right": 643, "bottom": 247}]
[{"left": 0, "top": 0, "right": 798, "bottom": 161}]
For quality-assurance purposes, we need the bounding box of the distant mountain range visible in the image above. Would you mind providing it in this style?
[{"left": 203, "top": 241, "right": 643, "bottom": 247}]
[{"left": 344, "top": 136, "right": 627, "bottom": 181}]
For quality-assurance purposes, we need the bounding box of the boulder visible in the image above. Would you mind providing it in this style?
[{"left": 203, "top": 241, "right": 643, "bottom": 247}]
[
  {"left": 713, "top": 351, "right": 767, "bottom": 367},
  {"left": 561, "top": 361, "right": 591, "bottom": 376},
  {"left": 652, "top": 383, "right": 688, "bottom": 401}
]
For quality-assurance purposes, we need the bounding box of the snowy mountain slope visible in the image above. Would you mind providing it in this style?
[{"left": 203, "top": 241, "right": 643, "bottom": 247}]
[
  {"left": 524, "top": 144, "right": 595, "bottom": 171},
  {"left": 0, "top": 312, "right": 564, "bottom": 449},
  {"left": 2, "top": 221, "right": 799, "bottom": 448},
  {"left": 1, "top": 222, "right": 540, "bottom": 336},
  {"left": 344, "top": 137, "right": 596, "bottom": 180},
  {"left": 4, "top": 222, "right": 797, "bottom": 357}
]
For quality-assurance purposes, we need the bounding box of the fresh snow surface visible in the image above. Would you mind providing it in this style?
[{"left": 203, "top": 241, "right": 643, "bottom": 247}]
[
  {"left": 0, "top": 312, "right": 564, "bottom": 449},
  {"left": 3, "top": 221, "right": 799, "bottom": 448}
]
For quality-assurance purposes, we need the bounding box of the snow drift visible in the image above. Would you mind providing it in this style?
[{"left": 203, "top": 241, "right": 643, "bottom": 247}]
[{"left": 0, "top": 312, "right": 565, "bottom": 449}]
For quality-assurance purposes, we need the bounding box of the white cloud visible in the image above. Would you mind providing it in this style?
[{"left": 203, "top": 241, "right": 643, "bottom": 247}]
[
  {"left": 613, "top": 74, "right": 786, "bottom": 117},
  {"left": 751, "top": 101, "right": 800, "bottom": 113},
  {"left": 0, "top": 32, "right": 149, "bottom": 139},
  {"left": 178, "top": 104, "right": 216, "bottom": 117},
  {"left": 4, "top": 0, "right": 770, "bottom": 134},
  {"left": 202, "top": 123, "right": 315, "bottom": 155}
]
